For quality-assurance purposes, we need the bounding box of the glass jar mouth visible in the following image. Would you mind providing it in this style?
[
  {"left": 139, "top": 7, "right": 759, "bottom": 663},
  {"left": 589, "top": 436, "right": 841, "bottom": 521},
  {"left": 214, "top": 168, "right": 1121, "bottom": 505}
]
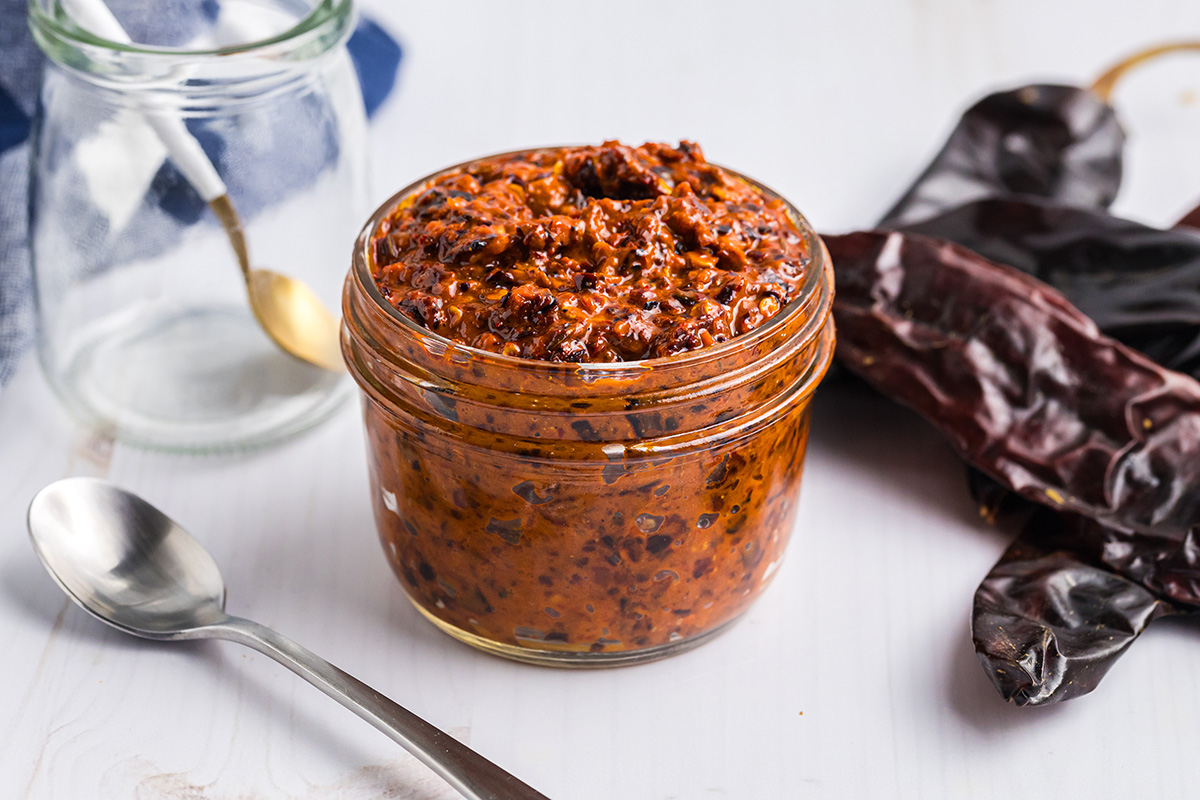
[
  {"left": 29, "top": 0, "right": 354, "bottom": 62},
  {"left": 351, "top": 147, "right": 833, "bottom": 378}
]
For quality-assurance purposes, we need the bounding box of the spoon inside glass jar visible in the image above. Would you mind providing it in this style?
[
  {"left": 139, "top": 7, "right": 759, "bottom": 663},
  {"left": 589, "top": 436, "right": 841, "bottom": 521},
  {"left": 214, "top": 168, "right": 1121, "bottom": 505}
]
[
  {"left": 208, "top": 195, "right": 345, "bottom": 372},
  {"left": 62, "top": 0, "right": 345, "bottom": 373},
  {"left": 27, "top": 477, "right": 551, "bottom": 800}
]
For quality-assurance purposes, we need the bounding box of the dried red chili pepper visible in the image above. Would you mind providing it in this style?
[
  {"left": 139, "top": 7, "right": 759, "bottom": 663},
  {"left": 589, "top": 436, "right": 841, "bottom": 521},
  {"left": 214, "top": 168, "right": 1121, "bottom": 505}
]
[
  {"left": 972, "top": 508, "right": 1177, "bottom": 705},
  {"left": 903, "top": 199, "right": 1200, "bottom": 377},
  {"left": 829, "top": 230, "right": 1200, "bottom": 537},
  {"left": 887, "top": 43, "right": 1200, "bottom": 378},
  {"left": 882, "top": 41, "right": 1200, "bottom": 231},
  {"left": 878, "top": 85, "right": 1123, "bottom": 228},
  {"left": 1178, "top": 201, "right": 1200, "bottom": 231},
  {"left": 850, "top": 41, "right": 1200, "bottom": 705},
  {"left": 917, "top": 194, "right": 1200, "bottom": 704},
  {"left": 826, "top": 229, "right": 1200, "bottom": 703}
]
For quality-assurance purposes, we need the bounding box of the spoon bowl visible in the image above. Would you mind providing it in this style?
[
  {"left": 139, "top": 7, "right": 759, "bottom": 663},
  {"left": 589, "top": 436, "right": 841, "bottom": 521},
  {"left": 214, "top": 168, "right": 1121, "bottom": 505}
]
[
  {"left": 210, "top": 195, "right": 345, "bottom": 373},
  {"left": 247, "top": 269, "right": 345, "bottom": 373},
  {"left": 29, "top": 477, "right": 226, "bottom": 637},
  {"left": 27, "top": 477, "right": 550, "bottom": 800}
]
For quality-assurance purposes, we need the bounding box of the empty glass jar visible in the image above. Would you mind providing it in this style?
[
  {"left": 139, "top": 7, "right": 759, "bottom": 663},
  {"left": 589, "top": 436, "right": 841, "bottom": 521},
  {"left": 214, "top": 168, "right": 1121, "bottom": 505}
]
[{"left": 28, "top": 0, "right": 368, "bottom": 451}]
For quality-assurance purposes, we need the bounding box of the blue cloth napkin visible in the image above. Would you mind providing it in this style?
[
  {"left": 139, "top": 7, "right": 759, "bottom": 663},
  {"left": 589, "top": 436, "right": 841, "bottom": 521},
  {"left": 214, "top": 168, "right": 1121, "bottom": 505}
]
[{"left": 0, "top": 0, "right": 401, "bottom": 390}]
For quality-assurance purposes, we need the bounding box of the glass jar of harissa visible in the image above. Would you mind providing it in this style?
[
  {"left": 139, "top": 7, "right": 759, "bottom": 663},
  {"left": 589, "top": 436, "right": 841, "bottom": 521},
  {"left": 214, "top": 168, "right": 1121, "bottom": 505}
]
[{"left": 342, "top": 154, "right": 834, "bottom": 666}]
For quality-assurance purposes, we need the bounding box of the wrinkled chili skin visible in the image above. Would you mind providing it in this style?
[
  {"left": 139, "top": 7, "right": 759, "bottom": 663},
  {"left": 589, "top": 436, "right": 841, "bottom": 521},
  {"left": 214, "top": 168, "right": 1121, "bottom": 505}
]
[
  {"left": 879, "top": 84, "right": 1123, "bottom": 228},
  {"left": 344, "top": 155, "right": 835, "bottom": 664},
  {"left": 903, "top": 198, "right": 1200, "bottom": 379},
  {"left": 888, "top": 139, "right": 1200, "bottom": 704},
  {"left": 972, "top": 509, "right": 1175, "bottom": 706},
  {"left": 868, "top": 80, "right": 1200, "bottom": 705},
  {"left": 369, "top": 141, "right": 809, "bottom": 362},
  {"left": 903, "top": 200, "right": 1200, "bottom": 527},
  {"left": 826, "top": 229, "right": 1200, "bottom": 702},
  {"left": 828, "top": 230, "right": 1200, "bottom": 539}
]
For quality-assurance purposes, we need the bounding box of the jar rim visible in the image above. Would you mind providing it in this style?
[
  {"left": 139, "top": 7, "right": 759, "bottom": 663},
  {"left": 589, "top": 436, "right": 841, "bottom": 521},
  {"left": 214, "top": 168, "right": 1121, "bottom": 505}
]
[
  {"left": 351, "top": 147, "right": 832, "bottom": 377},
  {"left": 28, "top": 0, "right": 354, "bottom": 62}
]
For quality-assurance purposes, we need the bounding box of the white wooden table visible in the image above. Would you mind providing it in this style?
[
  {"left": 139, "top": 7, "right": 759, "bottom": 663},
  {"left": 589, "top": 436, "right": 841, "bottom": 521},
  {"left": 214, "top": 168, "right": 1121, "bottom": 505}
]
[{"left": 5, "top": 2, "right": 1200, "bottom": 797}]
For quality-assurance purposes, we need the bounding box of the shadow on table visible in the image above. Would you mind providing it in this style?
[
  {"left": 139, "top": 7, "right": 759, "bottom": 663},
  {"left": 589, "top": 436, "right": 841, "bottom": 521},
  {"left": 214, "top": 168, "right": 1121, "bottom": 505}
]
[
  {"left": 198, "top": 643, "right": 458, "bottom": 800},
  {"left": 814, "top": 377, "right": 1200, "bottom": 727},
  {"left": 807, "top": 378, "right": 1012, "bottom": 546},
  {"left": 944, "top": 612, "right": 1200, "bottom": 733},
  {"left": 811, "top": 379, "right": 1077, "bottom": 730},
  {"left": 942, "top": 628, "right": 1070, "bottom": 732},
  {"left": 0, "top": 541, "right": 151, "bottom": 647}
]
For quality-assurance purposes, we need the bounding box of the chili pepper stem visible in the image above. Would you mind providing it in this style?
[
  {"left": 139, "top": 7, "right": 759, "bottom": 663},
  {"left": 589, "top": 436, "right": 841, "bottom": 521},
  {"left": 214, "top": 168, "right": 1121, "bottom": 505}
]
[{"left": 1091, "top": 40, "right": 1200, "bottom": 102}]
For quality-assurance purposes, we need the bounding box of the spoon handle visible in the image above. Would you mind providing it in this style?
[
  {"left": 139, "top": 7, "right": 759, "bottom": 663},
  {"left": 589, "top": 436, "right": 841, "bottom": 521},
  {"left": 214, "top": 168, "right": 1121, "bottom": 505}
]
[
  {"left": 61, "top": 0, "right": 228, "bottom": 202},
  {"left": 211, "top": 616, "right": 552, "bottom": 800}
]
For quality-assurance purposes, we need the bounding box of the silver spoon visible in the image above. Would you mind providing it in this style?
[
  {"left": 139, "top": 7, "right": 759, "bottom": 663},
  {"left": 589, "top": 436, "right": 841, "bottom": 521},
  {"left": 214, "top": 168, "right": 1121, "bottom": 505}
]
[{"left": 27, "top": 477, "right": 550, "bottom": 800}]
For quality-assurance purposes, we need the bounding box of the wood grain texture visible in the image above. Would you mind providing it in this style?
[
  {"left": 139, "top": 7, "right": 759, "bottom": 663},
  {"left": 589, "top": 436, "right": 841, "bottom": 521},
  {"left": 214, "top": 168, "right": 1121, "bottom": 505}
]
[{"left": 4, "top": 1, "right": 1200, "bottom": 797}]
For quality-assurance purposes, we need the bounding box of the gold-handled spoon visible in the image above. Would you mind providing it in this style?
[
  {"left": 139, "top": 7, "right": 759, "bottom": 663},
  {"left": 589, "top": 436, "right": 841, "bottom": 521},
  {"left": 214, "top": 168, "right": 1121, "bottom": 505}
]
[
  {"left": 64, "top": 0, "right": 345, "bottom": 373},
  {"left": 209, "top": 195, "right": 344, "bottom": 372}
]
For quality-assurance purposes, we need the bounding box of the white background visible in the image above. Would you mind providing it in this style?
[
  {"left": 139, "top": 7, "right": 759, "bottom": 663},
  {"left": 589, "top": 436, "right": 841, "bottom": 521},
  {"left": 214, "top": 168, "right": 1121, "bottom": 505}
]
[{"left": 4, "top": 1, "right": 1200, "bottom": 798}]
